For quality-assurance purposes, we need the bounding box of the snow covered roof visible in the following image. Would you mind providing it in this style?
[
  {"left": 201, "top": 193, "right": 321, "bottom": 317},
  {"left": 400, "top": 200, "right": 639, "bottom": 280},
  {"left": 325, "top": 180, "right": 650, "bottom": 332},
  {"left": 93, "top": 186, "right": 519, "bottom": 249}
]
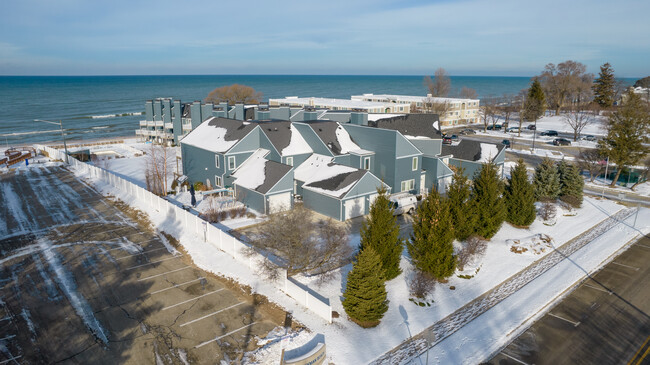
[
  {"left": 352, "top": 93, "right": 479, "bottom": 104},
  {"left": 258, "top": 121, "right": 313, "bottom": 156},
  {"left": 269, "top": 96, "right": 397, "bottom": 110},
  {"left": 368, "top": 114, "right": 442, "bottom": 139},
  {"left": 301, "top": 121, "right": 361, "bottom": 156},
  {"left": 295, "top": 154, "right": 366, "bottom": 198},
  {"left": 180, "top": 117, "right": 257, "bottom": 153},
  {"left": 232, "top": 149, "right": 292, "bottom": 194},
  {"left": 441, "top": 139, "right": 504, "bottom": 162}
]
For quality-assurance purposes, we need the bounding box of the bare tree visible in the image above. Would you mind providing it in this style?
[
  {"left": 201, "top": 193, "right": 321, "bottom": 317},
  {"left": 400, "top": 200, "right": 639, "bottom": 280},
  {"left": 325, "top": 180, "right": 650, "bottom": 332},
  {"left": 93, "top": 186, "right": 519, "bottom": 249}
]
[
  {"left": 424, "top": 68, "right": 451, "bottom": 97},
  {"left": 499, "top": 94, "right": 517, "bottom": 134},
  {"left": 145, "top": 144, "right": 174, "bottom": 195},
  {"left": 563, "top": 106, "right": 594, "bottom": 141},
  {"left": 456, "top": 235, "right": 487, "bottom": 271},
  {"left": 630, "top": 156, "right": 650, "bottom": 191},
  {"left": 460, "top": 87, "right": 478, "bottom": 99},
  {"left": 576, "top": 148, "right": 604, "bottom": 182},
  {"left": 204, "top": 84, "right": 262, "bottom": 105},
  {"left": 422, "top": 96, "right": 451, "bottom": 118},
  {"left": 480, "top": 97, "right": 498, "bottom": 132},
  {"left": 537, "top": 61, "right": 593, "bottom": 115},
  {"left": 247, "top": 205, "right": 354, "bottom": 280}
]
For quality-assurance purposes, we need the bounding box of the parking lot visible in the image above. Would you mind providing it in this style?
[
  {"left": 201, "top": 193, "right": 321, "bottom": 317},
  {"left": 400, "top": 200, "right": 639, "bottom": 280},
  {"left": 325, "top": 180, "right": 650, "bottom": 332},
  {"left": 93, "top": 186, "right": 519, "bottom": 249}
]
[
  {"left": 489, "top": 235, "right": 650, "bottom": 365},
  {"left": 0, "top": 166, "right": 283, "bottom": 364}
]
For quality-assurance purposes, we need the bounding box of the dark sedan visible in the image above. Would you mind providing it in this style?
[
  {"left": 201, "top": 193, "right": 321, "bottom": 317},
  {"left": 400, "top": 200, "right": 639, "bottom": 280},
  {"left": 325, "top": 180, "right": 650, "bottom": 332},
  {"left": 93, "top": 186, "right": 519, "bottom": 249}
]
[{"left": 553, "top": 138, "right": 571, "bottom": 146}]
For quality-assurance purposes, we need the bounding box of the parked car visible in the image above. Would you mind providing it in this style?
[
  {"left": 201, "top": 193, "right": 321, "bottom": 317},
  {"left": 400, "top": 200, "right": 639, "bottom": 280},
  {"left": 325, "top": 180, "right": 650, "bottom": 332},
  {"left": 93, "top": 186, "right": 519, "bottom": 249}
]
[
  {"left": 460, "top": 128, "right": 476, "bottom": 135},
  {"left": 389, "top": 193, "right": 418, "bottom": 215},
  {"left": 527, "top": 124, "right": 537, "bottom": 130},
  {"left": 486, "top": 124, "right": 502, "bottom": 131},
  {"left": 553, "top": 138, "right": 571, "bottom": 146},
  {"left": 507, "top": 127, "right": 520, "bottom": 133},
  {"left": 583, "top": 135, "right": 596, "bottom": 141},
  {"left": 450, "top": 134, "right": 459, "bottom": 141},
  {"left": 541, "top": 130, "right": 559, "bottom": 136},
  {"left": 501, "top": 139, "right": 511, "bottom": 148},
  {"left": 442, "top": 136, "right": 452, "bottom": 145}
]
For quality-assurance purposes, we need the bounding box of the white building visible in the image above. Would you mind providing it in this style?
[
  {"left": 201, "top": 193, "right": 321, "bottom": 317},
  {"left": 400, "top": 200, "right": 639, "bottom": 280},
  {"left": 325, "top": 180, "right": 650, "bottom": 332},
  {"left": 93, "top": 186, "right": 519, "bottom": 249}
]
[
  {"left": 351, "top": 94, "right": 480, "bottom": 127},
  {"left": 268, "top": 96, "right": 411, "bottom": 114}
]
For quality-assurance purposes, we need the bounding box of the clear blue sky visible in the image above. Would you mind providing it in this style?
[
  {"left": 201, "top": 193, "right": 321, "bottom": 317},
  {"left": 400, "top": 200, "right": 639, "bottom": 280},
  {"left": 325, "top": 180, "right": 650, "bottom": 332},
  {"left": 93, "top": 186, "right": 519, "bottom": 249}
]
[{"left": 1, "top": 0, "right": 648, "bottom": 77}]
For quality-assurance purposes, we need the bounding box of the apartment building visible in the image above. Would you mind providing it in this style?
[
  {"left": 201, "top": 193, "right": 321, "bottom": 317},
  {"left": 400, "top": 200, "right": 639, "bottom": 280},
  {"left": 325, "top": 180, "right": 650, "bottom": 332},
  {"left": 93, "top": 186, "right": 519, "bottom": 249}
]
[{"left": 268, "top": 96, "right": 411, "bottom": 114}]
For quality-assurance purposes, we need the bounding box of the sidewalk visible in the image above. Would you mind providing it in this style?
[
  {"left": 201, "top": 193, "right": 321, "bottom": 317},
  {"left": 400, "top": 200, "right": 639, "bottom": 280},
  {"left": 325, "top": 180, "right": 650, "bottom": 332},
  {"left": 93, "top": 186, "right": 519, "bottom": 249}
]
[{"left": 371, "top": 208, "right": 638, "bottom": 364}]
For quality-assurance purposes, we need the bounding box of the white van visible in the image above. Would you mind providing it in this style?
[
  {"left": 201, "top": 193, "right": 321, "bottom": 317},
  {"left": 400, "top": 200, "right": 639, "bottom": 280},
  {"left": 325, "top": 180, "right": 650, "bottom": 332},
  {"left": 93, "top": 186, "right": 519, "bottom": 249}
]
[{"left": 389, "top": 193, "right": 418, "bottom": 215}]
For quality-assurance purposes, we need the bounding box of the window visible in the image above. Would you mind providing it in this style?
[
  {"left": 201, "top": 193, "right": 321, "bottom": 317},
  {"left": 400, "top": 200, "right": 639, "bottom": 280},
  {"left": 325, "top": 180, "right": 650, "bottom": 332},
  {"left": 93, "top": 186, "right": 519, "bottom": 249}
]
[
  {"left": 286, "top": 156, "right": 293, "bottom": 166},
  {"left": 401, "top": 179, "right": 415, "bottom": 192},
  {"left": 215, "top": 154, "right": 220, "bottom": 168},
  {"left": 228, "top": 156, "right": 236, "bottom": 170},
  {"left": 412, "top": 157, "right": 418, "bottom": 171},
  {"left": 363, "top": 157, "right": 371, "bottom": 170},
  {"left": 215, "top": 175, "right": 222, "bottom": 187}
]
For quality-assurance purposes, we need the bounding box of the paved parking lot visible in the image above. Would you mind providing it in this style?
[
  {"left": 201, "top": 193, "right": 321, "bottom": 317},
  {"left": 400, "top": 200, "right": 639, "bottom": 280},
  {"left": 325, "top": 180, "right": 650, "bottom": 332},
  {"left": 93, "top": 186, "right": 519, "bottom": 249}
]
[
  {"left": 488, "top": 235, "right": 650, "bottom": 365},
  {"left": 0, "top": 167, "right": 282, "bottom": 364}
]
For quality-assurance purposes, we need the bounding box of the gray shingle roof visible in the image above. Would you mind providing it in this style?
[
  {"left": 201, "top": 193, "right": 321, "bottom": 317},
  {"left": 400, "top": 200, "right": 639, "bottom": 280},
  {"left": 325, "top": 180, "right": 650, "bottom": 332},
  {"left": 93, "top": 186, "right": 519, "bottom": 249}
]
[
  {"left": 303, "top": 121, "right": 353, "bottom": 155},
  {"left": 181, "top": 103, "right": 192, "bottom": 118},
  {"left": 256, "top": 160, "right": 292, "bottom": 194},
  {"left": 304, "top": 168, "right": 367, "bottom": 199},
  {"left": 257, "top": 121, "right": 293, "bottom": 154},
  {"left": 441, "top": 139, "right": 505, "bottom": 162},
  {"left": 369, "top": 114, "right": 442, "bottom": 139},
  {"left": 206, "top": 117, "right": 258, "bottom": 144}
]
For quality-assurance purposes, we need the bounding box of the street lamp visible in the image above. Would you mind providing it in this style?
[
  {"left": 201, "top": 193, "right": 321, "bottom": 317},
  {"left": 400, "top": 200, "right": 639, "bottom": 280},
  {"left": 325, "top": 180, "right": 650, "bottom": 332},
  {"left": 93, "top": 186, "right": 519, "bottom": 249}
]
[{"left": 34, "top": 119, "right": 68, "bottom": 164}]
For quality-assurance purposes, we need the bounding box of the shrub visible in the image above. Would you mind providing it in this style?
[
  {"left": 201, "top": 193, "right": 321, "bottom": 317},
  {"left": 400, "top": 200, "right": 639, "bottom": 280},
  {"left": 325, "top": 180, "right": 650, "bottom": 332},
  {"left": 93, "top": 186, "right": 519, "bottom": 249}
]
[
  {"left": 538, "top": 202, "right": 557, "bottom": 221},
  {"left": 408, "top": 270, "right": 436, "bottom": 299},
  {"left": 193, "top": 181, "right": 205, "bottom": 191},
  {"left": 456, "top": 235, "right": 487, "bottom": 271}
]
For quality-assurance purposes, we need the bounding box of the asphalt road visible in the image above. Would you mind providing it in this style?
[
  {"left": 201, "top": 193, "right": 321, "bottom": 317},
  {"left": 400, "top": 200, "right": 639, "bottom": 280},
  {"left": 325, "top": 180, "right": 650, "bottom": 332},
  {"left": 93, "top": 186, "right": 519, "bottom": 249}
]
[{"left": 488, "top": 235, "right": 650, "bottom": 365}]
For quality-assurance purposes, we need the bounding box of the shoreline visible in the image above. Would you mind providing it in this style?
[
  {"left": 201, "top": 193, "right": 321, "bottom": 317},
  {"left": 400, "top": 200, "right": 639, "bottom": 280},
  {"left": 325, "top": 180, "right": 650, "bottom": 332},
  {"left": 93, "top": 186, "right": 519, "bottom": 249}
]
[{"left": 5, "top": 134, "right": 140, "bottom": 150}]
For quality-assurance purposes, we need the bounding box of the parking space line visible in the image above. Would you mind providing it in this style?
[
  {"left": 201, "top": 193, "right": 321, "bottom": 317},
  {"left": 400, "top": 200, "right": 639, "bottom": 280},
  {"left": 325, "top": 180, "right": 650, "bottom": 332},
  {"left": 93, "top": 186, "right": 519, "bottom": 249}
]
[
  {"left": 637, "top": 244, "right": 650, "bottom": 250},
  {"left": 583, "top": 284, "right": 612, "bottom": 294},
  {"left": 0, "top": 356, "right": 22, "bottom": 364},
  {"left": 137, "top": 266, "right": 191, "bottom": 281},
  {"left": 612, "top": 262, "right": 640, "bottom": 271},
  {"left": 162, "top": 289, "right": 224, "bottom": 311},
  {"left": 126, "top": 256, "right": 181, "bottom": 270},
  {"left": 150, "top": 278, "right": 205, "bottom": 295},
  {"left": 548, "top": 312, "right": 580, "bottom": 327},
  {"left": 501, "top": 351, "right": 529, "bottom": 365},
  {"left": 115, "top": 247, "right": 168, "bottom": 260},
  {"left": 180, "top": 302, "right": 245, "bottom": 327},
  {"left": 195, "top": 322, "right": 257, "bottom": 348}
]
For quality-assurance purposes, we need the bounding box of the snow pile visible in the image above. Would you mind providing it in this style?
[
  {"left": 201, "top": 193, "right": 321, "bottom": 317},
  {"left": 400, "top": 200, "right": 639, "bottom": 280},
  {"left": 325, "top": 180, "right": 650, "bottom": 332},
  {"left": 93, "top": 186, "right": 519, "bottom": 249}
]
[
  {"left": 282, "top": 124, "right": 313, "bottom": 156},
  {"left": 243, "top": 328, "right": 315, "bottom": 364},
  {"left": 478, "top": 143, "right": 498, "bottom": 162},
  {"left": 335, "top": 124, "right": 361, "bottom": 154},
  {"left": 507, "top": 234, "right": 554, "bottom": 255},
  {"left": 180, "top": 120, "right": 238, "bottom": 153},
  {"left": 231, "top": 149, "right": 269, "bottom": 191}
]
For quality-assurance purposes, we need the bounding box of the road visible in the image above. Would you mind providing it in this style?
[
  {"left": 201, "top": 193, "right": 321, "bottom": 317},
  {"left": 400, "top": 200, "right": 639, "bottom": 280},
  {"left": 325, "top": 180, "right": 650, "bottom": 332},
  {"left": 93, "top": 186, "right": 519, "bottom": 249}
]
[
  {"left": 488, "top": 235, "right": 650, "bottom": 365},
  {"left": 0, "top": 166, "right": 283, "bottom": 364}
]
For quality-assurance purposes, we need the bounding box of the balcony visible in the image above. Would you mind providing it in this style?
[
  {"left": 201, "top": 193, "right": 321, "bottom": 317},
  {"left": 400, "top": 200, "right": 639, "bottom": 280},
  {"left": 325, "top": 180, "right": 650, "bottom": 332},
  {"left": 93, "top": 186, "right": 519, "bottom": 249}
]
[
  {"left": 164, "top": 122, "right": 173, "bottom": 129},
  {"left": 139, "top": 120, "right": 148, "bottom": 126}
]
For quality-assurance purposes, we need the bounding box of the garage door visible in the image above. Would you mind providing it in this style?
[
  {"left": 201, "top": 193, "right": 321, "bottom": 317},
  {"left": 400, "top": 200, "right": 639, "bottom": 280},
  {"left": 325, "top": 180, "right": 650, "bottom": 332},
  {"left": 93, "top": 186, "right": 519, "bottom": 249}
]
[
  {"left": 344, "top": 197, "right": 366, "bottom": 220},
  {"left": 268, "top": 192, "right": 291, "bottom": 213}
]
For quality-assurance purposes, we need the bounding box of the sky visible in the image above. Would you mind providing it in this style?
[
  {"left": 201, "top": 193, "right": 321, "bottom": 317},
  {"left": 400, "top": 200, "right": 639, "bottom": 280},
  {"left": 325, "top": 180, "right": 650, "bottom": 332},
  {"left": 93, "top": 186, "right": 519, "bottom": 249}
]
[{"left": 1, "top": 0, "right": 649, "bottom": 77}]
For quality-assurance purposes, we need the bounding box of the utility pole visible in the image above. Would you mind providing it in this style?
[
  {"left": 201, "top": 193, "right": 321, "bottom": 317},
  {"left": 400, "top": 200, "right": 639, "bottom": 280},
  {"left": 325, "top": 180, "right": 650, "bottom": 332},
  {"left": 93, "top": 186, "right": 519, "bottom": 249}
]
[{"left": 35, "top": 119, "right": 69, "bottom": 164}]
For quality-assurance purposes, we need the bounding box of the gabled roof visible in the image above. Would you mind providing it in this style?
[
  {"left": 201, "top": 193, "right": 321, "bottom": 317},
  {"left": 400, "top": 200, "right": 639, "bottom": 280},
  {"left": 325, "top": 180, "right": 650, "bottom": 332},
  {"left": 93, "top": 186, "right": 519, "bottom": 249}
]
[
  {"left": 441, "top": 139, "right": 505, "bottom": 162},
  {"left": 232, "top": 149, "right": 292, "bottom": 194},
  {"left": 181, "top": 103, "right": 192, "bottom": 118},
  {"left": 258, "top": 121, "right": 313, "bottom": 156},
  {"left": 300, "top": 121, "right": 360, "bottom": 155},
  {"left": 180, "top": 117, "right": 257, "bottom": 153},
  {"left": 368, "top": 114, "right": 442, "bottom": 139},
  {"left": 295, "top": 154, "right": 366, "bottom": 199}
]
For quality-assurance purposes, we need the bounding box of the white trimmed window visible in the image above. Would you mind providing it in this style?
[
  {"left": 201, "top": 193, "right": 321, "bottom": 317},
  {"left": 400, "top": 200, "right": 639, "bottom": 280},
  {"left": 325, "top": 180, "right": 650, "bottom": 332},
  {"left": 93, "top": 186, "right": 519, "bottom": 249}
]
[
  {"left": 228, "top": 156, "right": 236, "bottom": 170},
  {"left": 401, "top": 179, "right": 415, "bottom": 192},
  {"left": 286, "top": 156, "right": 293, "bottom": 166},
  {"left": 363, "top": 157, "right": 371, "bottom": 170},
  {"left": 215, "top": 154, "right": 220, "bottom": 168},
  {"left": 412, "top": 157, "right": 418, "bottom": 171},
  {"left": 215, "top": 175, "right": 222, "bottom": 187}
]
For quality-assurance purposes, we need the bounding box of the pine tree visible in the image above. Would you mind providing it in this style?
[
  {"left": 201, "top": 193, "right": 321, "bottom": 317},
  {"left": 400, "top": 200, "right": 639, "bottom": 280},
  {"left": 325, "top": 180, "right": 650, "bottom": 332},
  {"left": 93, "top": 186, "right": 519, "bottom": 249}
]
[
  {"left": 505, "top": 159, "right": 536, "bottom": 227},
  {"left": 471, "top": 162, "right": 506, "bottom": 239},
  {"left": 407, "top": 189, "right": 456, "bottom": 280},
  {"left": 446, "top": 167, "right": 476, "bottom": 241},
  {"left": 593, "top": 63, "right": 616, "bottom": 108},
  {"left": 342, "top": 247, "right": 389, "bottom": 328},
  {"left": 359, "top": 187, "right": 404, "bottom": 280},
  {"left": 522, "top": 79, "right": 546, "bottom": 123},
  {"left": 533, "top": 158, "right": 561, "bottom": 201},
  {"left": 558, "top": 160, "right": 584, "bottom": 207}
]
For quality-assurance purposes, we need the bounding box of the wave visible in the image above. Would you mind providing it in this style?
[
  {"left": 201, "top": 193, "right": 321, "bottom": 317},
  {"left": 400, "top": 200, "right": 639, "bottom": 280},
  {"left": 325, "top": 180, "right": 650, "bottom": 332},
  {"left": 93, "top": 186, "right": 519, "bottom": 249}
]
[
  {"left": 90, "top": 112, "right": 143, "bottom": 119},
  {"left": 0, "top": 130, "right": 63, "bottom": 137},
  {"left": 91, "top": 126, "right": 110, "bottom": 129}
]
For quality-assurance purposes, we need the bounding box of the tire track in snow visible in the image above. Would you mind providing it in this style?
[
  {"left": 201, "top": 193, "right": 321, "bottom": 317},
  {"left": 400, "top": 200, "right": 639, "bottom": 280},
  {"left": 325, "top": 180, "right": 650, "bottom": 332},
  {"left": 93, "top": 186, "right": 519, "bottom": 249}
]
[{"left": 0, "top": 181, "right": 30, "bottom": 235}]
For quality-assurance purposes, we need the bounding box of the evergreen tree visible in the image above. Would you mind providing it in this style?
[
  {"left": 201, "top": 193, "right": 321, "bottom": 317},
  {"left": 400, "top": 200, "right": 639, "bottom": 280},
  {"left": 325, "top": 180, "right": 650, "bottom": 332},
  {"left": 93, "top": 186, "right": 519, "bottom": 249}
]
[
  {"left": 342, "top": 247, "right": 388, "bottom": 328},
  {"left": 598, "top": 91, "right": 650, "bottom": 187},
  {"left": 407, "top": 189, "right": 456, "bottom": 280},
  {"left": 522, "top": 79, "right": 546, "bottom": 123},
  {"left": 558, "top": 160, "right": 584, "bottom": 207},
  {"left": 471, "top": 162, "right": 506, "bottom": 239},
  {"left": 446, "top": 167, "right": 476, "bottom": 241},
  {"left": 504, "top": 159, "right": 536, "bottom": 227},
  {"left": 593, "top": 62, "right": 616, "bottom": 108},
  {"left": 533, "top": 158, "right": 561, "bottom": 201},
  {"left": 359, "top": 187, "right": 403, "bottom": 280}
]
